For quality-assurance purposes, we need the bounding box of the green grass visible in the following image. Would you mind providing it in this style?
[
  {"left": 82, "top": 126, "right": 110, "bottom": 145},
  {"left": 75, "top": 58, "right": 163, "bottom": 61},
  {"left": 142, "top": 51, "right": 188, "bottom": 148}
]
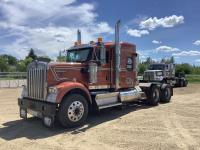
[{"left": 186, "top": 75, "right": 200, "bottom": 83}]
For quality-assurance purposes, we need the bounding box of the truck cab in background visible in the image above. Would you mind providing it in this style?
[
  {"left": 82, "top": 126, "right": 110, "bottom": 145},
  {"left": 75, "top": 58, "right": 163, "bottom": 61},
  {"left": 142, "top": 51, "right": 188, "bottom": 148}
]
[{"left": 143, "top": 63, "right": 188, "bottom": 87}]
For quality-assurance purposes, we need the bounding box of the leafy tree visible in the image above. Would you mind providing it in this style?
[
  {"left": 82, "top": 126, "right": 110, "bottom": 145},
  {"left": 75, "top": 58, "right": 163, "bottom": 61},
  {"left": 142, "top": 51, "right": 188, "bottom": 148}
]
[
  {"left": 160, "top": 57, "right": 175, "bottom": 64},
  {"left": 26, "top": 48, "right": 37, "bottom": 60},
  {"left": 16, "top": 57, "right": 33, "bottom": 72},
  {"left": 138, "top": 63, "right": 147, "bottom": 75},
  {"left": 37, "top": 56, "right": 51, "bottom": 62},
  {"left": 57, "top": 50, "right": 66, "bottom": 62},
  {"left": 145, "top": 57, "right": 152, "bottom": 65},
  {"left": 161, "top": 58, "right": 166, "bottom": 63},
  {"left": 176, "top": 63, "right": 192, "bottom": 74},
  {"left": 1, "top": 54, "right": 17, "bottom": 65},
  {"left": 170, "top": 56, "right": 175, "bottom": 64},
  {"left": 0, "top": 57, "right": 9, "bottom": 72}
]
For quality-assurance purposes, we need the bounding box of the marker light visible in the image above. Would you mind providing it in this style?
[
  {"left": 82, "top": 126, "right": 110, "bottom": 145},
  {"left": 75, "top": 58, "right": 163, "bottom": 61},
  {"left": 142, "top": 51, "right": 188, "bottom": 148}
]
[
  {"left": 74, "top": 41, "right": 78, "bottom": 46},
  {"left": 98, "top": 37, "right": 103, "bottom": 43}
]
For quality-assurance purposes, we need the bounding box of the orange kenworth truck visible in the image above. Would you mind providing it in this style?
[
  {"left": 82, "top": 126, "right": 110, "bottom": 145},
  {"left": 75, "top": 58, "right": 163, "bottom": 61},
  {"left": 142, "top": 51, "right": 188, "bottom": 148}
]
[{"left": 18, "top": 21, "right": 173, "bottom": 127}]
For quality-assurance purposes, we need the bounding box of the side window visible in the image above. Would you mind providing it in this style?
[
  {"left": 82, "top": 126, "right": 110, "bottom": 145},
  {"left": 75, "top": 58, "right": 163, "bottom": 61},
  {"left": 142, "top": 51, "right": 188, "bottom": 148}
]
[
  {"left": 95, "top": 48, "right": 109, "bottom": 63},
  {"left": 126, "top": 57, "right": 133, "bottom": 71},
  {"left": 95, "top": 48, "right": 100, "bottom": 60}
]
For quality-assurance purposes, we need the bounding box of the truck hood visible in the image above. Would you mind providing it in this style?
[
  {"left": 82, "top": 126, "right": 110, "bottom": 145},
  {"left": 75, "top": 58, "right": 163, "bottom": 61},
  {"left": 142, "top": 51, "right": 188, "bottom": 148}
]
[{"left": 47, "top": 62, "right": 88, "bottom": 86}]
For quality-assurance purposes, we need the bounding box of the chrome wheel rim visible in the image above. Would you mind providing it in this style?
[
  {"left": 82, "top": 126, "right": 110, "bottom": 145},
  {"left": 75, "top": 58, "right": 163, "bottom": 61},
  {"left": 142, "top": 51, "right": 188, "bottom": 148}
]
[{"left": 68, "top": 101, "right": 84, "bottom": 122}]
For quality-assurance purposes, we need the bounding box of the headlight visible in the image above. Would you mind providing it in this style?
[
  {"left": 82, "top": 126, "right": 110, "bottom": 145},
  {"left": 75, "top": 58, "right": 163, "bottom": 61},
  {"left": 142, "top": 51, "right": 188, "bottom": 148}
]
[
  {"left": 155, "top": 76, "right": 163, "bottom": 80},
  {"left": 47, "top": 87, "right": 58, "bottom": 103},
  {"left": 156, "top": 71, "right": 163, "bottom": 76},
  {"left": 48, "top": 87, "right": 57, "bottom": 93}
]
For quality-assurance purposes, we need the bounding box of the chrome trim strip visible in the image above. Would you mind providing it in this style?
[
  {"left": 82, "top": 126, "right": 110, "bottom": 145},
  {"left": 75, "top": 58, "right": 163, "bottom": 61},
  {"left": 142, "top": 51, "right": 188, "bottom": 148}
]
[
  {"left": 96, "top": 92, "right": 119, "bottom": 99},
  {"left": 89, "top": 85, "right": 110, "bottom": 90}
]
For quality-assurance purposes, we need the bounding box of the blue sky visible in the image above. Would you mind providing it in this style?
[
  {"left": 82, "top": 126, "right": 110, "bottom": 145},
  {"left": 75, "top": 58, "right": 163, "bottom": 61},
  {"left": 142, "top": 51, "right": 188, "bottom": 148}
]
[{"left": 0, "top": 0, "right": 200, "bottom": 65}]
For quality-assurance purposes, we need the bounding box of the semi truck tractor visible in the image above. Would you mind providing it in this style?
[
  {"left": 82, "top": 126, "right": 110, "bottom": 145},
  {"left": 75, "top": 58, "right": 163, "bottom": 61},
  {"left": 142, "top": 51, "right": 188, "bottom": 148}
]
[
  {"left": 18, "top": 21, "right": 173, "bottom": 128},
  {"left": 143, "top": 63, "right": 188, "bottom": 87}
]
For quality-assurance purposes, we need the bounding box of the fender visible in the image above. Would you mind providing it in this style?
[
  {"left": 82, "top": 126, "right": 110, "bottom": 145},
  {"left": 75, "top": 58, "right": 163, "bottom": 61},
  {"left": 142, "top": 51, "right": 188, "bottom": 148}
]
[{"left": 54, "top": 82, "right": 92, "bottom": 104}]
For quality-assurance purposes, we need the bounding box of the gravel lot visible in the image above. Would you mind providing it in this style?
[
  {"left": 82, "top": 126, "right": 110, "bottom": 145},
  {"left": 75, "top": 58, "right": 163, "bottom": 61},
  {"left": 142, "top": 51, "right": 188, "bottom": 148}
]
[{"left": 0, "top": 84, "right": 200, "bottom": 150}]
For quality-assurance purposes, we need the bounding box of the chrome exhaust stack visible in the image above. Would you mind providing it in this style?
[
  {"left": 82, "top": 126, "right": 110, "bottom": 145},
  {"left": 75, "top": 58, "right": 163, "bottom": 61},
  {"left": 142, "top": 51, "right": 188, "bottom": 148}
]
[
  {"left": 77, "top": 29, "right": 81, "bottom": 44},
  {"left": 115, "top": 20, "right": 121, "bottom": 90}
]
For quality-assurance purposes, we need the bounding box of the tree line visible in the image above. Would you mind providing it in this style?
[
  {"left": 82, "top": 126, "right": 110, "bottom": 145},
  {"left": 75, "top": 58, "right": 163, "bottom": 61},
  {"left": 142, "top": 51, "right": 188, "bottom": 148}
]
[
  {"left": 0, "top": 49, "right": 51, "bottom": 72},
  {"left": 0, "top": 50, "right": 200, "bottom": 75},
  {"left": 138, "top": 56, "right": 200, "bottom": 75}
]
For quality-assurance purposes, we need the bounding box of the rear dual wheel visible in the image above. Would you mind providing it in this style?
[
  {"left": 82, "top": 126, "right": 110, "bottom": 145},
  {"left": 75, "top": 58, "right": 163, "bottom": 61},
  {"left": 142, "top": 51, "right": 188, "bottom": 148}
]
[
  {"left": 146, "top": 85, "right": 160, "bottom": 106},
  {"left": 160, "top": 85, "right": 172, "bottom": 103},
  {"left": 180, "top": 80, "right": 184, "bottom": 87},
  {"left": 184, "top": 80, "right": 188, "bottom": 87}
]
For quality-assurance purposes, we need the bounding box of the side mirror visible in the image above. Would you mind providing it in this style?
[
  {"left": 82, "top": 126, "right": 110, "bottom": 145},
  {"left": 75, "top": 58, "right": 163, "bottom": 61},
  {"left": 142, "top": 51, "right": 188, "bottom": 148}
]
[{"left": 100, "top": 45, "right": 106, "bottom": 65}]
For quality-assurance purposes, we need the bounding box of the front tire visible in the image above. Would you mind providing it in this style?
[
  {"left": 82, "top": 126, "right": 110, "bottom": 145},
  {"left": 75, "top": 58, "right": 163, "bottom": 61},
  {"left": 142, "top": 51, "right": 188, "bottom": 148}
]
[{"left": 58, "top": 94, "right": 88, "bottom": 128}]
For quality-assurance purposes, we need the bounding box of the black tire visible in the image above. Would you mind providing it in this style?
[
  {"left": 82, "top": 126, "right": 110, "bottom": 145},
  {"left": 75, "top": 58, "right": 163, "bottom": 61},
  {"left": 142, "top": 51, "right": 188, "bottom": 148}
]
[
  {"left": 162, "top": 79, "right": 167, "bottom": 84},
  {"left": 58, "top": 94, "right": 89, "bottom": 128},
  {"left": 160, "top": 85, "right": 171, "bottom": 103},
  {"left": 146, "top": 85, "right": 160, "bottom": 106},
  {"left": 183, "top": 80, "right": 188, "bottom": 87},
  {"left": 180, "top": 80, "right": 184, "bottom": 87}
]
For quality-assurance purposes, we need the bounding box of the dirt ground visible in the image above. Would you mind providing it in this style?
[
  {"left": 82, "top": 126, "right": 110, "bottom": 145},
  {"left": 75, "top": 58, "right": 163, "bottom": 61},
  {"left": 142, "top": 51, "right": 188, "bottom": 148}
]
[{"left": 0, "top": 84, "right": 200, "bottom": 150}]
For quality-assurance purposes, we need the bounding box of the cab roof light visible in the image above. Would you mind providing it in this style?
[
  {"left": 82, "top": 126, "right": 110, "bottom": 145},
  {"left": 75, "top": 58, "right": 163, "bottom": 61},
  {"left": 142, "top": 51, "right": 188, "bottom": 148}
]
[
  {"left": 98, "top": 37, "right": 103, "bottom": 43},
  {"left": 74, "top": 41, "right": 78, "bottom": 46}
]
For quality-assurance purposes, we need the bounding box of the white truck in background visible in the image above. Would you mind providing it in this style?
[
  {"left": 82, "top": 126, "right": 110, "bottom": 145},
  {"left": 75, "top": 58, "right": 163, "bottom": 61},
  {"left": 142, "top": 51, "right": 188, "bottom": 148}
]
[{"left": 143, "top": 63, "right": 188, "bottom": 87}]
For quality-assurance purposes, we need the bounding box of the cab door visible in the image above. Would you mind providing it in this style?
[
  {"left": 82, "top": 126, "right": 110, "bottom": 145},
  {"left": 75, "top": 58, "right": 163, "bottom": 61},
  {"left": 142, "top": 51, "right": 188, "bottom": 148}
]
[
  {"left": 119, "top": 45, "right": 137, "bottom": 88},
  {"left": 90, "top": 47, "right": 111, "bottom": 89}
]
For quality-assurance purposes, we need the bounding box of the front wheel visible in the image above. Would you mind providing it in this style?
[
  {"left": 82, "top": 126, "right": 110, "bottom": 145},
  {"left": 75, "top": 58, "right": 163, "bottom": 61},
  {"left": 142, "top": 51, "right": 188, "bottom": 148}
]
[{"left": 58, "top": 94, "right": 89, "bottom": 128}]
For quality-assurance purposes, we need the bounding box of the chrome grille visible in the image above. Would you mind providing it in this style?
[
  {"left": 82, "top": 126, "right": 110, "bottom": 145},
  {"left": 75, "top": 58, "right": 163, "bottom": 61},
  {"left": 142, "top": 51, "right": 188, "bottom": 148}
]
[
  {"left": 27, "top": 62, "right": 47, "bottom": 100},
  {"left": 144, "top": 72, "right": 155, "bottom": 81}
]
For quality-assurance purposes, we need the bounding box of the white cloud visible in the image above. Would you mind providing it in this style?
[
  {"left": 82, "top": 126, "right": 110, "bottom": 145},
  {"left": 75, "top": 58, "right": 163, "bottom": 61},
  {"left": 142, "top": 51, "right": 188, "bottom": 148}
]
[
  {"left": 172, "top": 50, "right": 200, "bottom": 56},
  {"left": 127, "top": 29, "right": 149, "bottom": 37},
  {"left": 152, "top": 40, "right": 162, "bottom": 44},
  {"left": 139, "top": 15, "right": 184, "bottom": 30},
  {"left": 156, "top": 46, "right": 180, "bottom": 52},
  {"left": 174, "top": 56, "right": 180, "bottom": 59},
  {"left": 196, "top": 59, "right": 200, "bottom": 63},
  {"left": 0, "top": 0, "right": 113, "bottom": 59},
  {"left": 193, "top": 40, "right": 200, "bottom": 46}
]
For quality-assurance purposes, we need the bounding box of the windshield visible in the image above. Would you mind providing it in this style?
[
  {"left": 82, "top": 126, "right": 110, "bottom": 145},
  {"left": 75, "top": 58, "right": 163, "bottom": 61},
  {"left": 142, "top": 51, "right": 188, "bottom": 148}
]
[
  {"left": 66, "top": 48, "right": 92, "bottom": 62},
  {"left": 149, "top": 64, "right": 165, "bottom": 70}
]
